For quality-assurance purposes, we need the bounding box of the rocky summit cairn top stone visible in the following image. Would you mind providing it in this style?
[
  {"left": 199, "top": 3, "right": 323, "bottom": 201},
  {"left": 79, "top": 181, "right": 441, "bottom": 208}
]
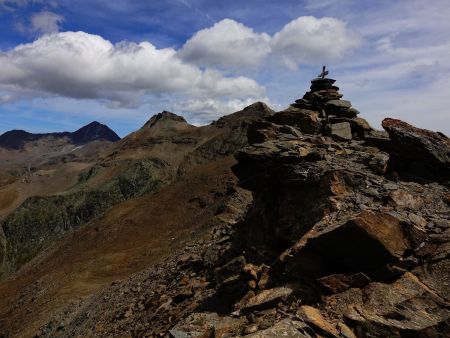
[
  {"left": 277, "top": 66, "right": 371, "bottom": 140},
  {"left": 292, "top": 66, "right": 357, "bottom": 118}
]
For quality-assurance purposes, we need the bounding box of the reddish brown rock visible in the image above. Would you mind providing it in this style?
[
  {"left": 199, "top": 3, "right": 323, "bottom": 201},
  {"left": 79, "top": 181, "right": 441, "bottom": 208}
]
[
  {"left": 269, "top": 108, "right": 322, "bottom": 135},
  {"left": 280, "top": 211, "right": 424, "bottom": 278},
  {"left": 299, "top": 306, "right": 340, "bottom": 337},
  {"left": 236, "top": 286, "right": 294, "bottom": 311},
  {"left": 318, "top": 272, "right": 371, "bottom": 294}
]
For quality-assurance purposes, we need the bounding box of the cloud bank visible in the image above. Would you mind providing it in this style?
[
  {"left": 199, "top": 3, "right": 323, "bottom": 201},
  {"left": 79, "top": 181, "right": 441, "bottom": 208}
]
[
  {"left": 0, "top": 16, "right": 359, "bottom": 114},
  {"left": 0, "top": 31, "right": 265, "bottom": 108},
  {"left": 180, "top": 16, "right": 360, "bottom": 70}
]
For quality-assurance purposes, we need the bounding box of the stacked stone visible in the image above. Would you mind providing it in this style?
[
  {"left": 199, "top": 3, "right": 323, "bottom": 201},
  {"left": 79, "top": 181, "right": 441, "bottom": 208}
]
[
  {"left": 292, "top": 77, "right": 359, "bottom": 118},
  {"left": 288, "top": 71, "right": 371, "bottom": 140}
]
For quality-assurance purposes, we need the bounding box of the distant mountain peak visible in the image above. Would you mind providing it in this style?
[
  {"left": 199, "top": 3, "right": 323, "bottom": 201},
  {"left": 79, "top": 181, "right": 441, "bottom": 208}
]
[
  {"left": 85, "top": 121, "right": 102, "bottom": 127},
  {"left": 144, "top": 111, "right": 187, "bottom": 128},
  {"left": 71, "top": 121, "right": 120, "bottom": 144}
]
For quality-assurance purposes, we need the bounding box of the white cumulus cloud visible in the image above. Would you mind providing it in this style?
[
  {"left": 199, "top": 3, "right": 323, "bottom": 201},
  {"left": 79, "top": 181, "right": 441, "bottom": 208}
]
[
  {"left": 0, "top": 31, "right": 265, "bottom": 107},
  {"left": 271, "top": 16, "right": 361, "bottom": 69},
  {"left": 179, "top": 19, "right": 272, "bottom": 70},
  {"left": 179, "top": 17, "right": 360, "bottom": 71}
]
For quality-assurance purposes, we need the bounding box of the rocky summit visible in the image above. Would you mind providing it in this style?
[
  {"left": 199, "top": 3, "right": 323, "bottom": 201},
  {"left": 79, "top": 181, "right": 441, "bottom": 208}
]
[{"left": 0, "top": 70, "right": 449, "bottom": 338}]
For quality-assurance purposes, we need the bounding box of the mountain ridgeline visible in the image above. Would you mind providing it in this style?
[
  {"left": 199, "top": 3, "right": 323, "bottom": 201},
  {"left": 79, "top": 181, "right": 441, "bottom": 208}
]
[
  {"left": 0, "top": 121, "right": 120, "bottom": 150},
  {"left": 0, "top": 74, "right": 449, "bottom": 338}
]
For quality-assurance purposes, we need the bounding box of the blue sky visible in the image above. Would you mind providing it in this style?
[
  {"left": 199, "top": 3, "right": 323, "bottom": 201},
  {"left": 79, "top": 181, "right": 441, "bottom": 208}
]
[{"left": 0, "top": 0, "right": 449, "bottom": 136}]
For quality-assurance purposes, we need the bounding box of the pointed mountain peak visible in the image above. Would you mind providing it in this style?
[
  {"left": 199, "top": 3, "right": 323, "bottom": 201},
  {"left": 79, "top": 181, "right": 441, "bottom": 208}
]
[
  {"left": 71, "top": 121, "right": 120, "bottom": 144},
  {"left": 144, "top": 111, "right": 187, "bottom": 128},
  {"left": 84, "top": 121, "right": 102, "bottom": 127}
]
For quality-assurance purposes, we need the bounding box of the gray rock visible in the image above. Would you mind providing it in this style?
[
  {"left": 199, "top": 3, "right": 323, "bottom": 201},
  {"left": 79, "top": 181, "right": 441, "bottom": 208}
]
[
  {"left": 368, "top": 152, "right": 390, "bottom": 174},
  {"left": 169, "top": 329, "right": 190, "bottom": 338},
  {"left": 326, "top": 122, "right": 352, "bottom": 141}
]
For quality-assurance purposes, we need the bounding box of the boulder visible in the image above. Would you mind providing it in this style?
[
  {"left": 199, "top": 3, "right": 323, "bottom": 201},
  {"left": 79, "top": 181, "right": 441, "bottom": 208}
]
[
  {"left": 382, "top": 118, "right": 450, "bottom": 165},
  {"left": 247, "top": 121, "right": 280, "bottom": 144},
  {"left": 280, "top": 211, "right": 424, "bottom": 278},
  {"left": 269, "top": 108, "right": 322, "bottom": 134},
  {"left": 247, "top": 121, "right": 301, "bottom": 144},
  {"left": 382, "top": 118, "right": 450, "bottom": 182},
  {"left": 330, "top": 117, "right": 372, "bottom": 138}
]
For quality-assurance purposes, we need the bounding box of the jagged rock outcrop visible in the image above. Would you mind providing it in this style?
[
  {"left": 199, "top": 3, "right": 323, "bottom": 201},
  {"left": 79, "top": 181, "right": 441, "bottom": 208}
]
[{"left": 382, "top": 118, "right": 450, "bottom": 183}]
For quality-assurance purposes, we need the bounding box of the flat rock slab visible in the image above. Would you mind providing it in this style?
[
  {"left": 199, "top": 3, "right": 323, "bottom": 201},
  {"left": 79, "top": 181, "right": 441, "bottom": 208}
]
[
  {"left": 237, "top": 286, "right": 294, "bottom": 311},
  {"left": 345, "top": 272, "right": 450, "bottom": 335},
  {"left": 299, "top": 306, "right": 340, "bottom": 337},
  {"left": 326, "top": 100, "right": 352, "bottom": 109}
]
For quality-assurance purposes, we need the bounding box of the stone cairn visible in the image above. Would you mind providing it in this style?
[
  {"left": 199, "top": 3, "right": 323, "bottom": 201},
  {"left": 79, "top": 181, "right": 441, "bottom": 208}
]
[{"left": 288, "top": 66, "right": 371, "bottom": 140}]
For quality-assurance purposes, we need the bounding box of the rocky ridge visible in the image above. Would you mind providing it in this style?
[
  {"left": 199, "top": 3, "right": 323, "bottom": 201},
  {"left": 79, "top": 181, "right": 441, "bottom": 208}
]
[
  {"left": 1, "top": 72, "right": 449, "bottom": 337},
  {"left": 0, "top": 104, "right": 273, "bottom": 280}
]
